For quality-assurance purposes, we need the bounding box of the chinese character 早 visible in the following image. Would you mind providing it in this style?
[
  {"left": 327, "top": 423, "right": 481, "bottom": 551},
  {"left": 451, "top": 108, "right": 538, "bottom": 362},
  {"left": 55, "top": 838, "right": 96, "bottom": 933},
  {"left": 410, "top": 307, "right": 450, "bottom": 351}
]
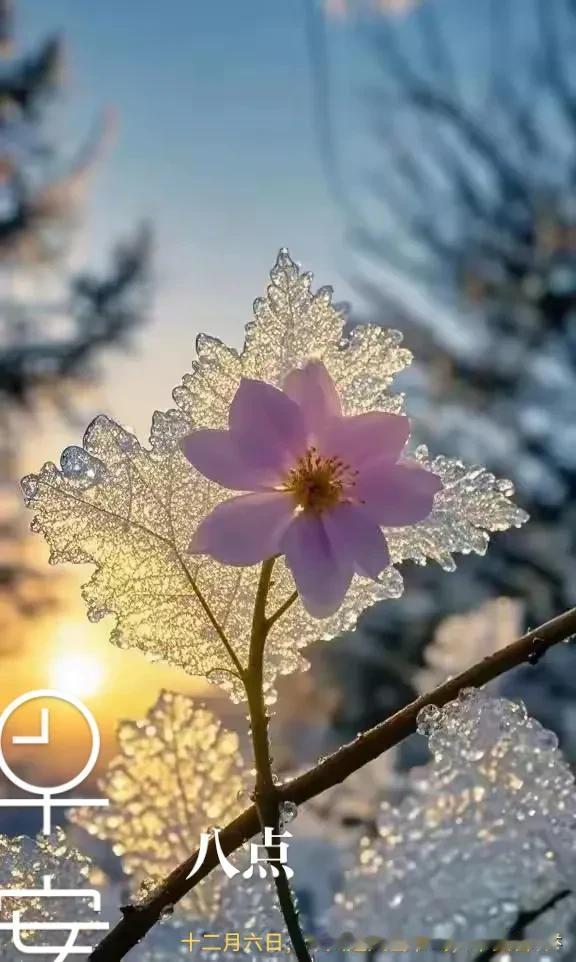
[{"left": 0, "top": 691, "right": 109, "bottom": 835}]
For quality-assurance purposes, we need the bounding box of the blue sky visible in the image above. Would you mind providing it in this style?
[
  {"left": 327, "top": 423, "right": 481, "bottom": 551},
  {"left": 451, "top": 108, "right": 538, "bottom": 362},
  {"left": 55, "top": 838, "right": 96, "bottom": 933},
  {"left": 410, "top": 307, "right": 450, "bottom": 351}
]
[
  {"left": 17, "top": 0, "right": 356, "bottom": 444},
  {"left": 15, "top": 0, "right": 494, "bottom": 452}
]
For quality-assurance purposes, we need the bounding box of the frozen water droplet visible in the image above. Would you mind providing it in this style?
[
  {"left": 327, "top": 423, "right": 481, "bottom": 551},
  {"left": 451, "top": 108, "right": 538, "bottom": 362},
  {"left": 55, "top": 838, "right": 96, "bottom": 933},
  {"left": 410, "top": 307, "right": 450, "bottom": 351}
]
[
  {"left": 416, "top": 704, "right": 441, "bottom": 736},
  {"left": 276, "top": 248, "right": 293, "bottom": 268},
  {"left": 134, "top": 877, "right": 159, "bottom": 904},
  {"left": 316, "top": 285, "right": 333, "bottom": 303},
  {"left": 458, "top": 687, "right": 480, "bottom": 704},
  {"left": 87, "top": 607, "right": 106, "bottom": 623},
  {"left": 526, "top": 722, "right": 559, "bottom": 753},
  {"left": 117, "top": 429, "right": 139, "bottom": 454},
  {"left": 280, "top": 801, "right": 298, "bottom": 824},
  {"left": 60, "top": 446, "right": 107, "bottom": 488},
  {"left": 21, "top": 474, "right": 38, "bottom": 500},
  {"left": 159, "top": 904, "right": 174, "bottom": 923}
]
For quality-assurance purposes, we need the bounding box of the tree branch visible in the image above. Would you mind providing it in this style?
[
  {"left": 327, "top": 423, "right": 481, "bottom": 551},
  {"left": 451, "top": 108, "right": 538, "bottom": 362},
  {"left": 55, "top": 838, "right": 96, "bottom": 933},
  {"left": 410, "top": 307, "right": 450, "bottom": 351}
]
[
  {"left": 473, "top": 888, "right": 571, "bottom": 962},
  {"left": 266, "top": 590, "right": 298, "bottom": 631},
  {"left": 89, "top": 605, "right": 576, "bottom": 961}
]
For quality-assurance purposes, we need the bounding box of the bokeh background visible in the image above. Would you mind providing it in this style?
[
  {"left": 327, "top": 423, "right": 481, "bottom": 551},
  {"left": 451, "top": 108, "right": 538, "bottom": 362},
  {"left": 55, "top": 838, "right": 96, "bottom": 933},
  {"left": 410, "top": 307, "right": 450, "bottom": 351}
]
[{"left": 1, "top": 0, "right": 576, "bottom": 905}]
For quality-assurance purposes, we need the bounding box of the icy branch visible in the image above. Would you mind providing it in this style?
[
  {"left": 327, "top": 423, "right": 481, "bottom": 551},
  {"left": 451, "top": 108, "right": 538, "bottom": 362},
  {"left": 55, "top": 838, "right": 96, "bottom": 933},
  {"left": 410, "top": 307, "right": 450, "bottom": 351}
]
[{"left": 89, "top": 604, "right": 576, "bottom": 961}]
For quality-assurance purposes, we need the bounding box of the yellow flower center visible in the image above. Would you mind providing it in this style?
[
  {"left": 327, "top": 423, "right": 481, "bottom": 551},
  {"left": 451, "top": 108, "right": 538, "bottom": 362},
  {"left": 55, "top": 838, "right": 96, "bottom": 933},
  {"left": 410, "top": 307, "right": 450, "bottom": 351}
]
[{"left": 283, "top": 447, "right": 357, "bottom": 513}]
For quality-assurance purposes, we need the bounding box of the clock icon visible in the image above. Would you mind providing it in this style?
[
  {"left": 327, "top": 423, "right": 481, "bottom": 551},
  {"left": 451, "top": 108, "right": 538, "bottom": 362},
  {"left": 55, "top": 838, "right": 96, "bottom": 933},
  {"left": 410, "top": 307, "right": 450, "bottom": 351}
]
[{"left": 0, "top": 689, "right": 107, "bottom": 834}]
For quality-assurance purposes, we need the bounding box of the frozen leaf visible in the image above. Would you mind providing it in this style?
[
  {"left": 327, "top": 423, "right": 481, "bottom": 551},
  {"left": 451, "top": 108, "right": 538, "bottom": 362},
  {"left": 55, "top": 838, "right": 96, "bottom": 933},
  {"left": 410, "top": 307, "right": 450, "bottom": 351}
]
[
  {"left": 22, "top": 251, "right": 526, "bottom": 699},
  {"left": 385, "top": 448, "right": 529, "bottom": 571},
  {"left": 69, "top": 692, "right": 247, "bottom": 917},
  {"left": 70, "top": 692, "right": 300, "bottom": 958},
  {"left": 21, "top": 415, "right": 248, "bottom": 692},
  {"left": 0, "top": 829, "right": 100, "bottom": 959},
  {"left": 331, "top": 690, "right": 576, "bottom": 960},
  {"left": 171, "top": 252, "right": 411, "bottom": 429}
]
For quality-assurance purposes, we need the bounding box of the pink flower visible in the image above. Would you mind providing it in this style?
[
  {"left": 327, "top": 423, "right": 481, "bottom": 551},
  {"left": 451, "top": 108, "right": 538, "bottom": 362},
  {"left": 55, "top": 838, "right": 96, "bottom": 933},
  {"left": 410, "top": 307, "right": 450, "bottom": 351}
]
[{"left": 181, "top": 361, "right": 442, "bottom": 618}]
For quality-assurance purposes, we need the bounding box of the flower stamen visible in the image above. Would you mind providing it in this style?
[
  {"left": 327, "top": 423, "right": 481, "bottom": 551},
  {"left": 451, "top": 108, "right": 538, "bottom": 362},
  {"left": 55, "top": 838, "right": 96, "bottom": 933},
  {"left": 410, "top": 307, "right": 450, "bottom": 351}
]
[{"left": 282, "top": 446, "right": 357, "bottom": 513}]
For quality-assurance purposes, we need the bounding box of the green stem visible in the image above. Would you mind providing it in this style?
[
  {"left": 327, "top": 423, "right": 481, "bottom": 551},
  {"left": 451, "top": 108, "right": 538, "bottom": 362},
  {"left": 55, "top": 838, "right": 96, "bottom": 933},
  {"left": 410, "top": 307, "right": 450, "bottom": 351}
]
[
  {"left": 267, "top": 590, "right": 298, "bottom": 630},
  {"left": 244, "top": 559, "right": 312, "bottom": 962}
]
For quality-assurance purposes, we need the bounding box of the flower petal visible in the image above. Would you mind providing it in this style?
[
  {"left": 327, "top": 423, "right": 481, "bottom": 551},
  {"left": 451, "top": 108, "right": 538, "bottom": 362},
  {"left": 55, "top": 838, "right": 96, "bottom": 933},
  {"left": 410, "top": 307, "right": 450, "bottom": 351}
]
[
  {"left": 356, "top": 462, "right": 443, "bottom": 526},
  {"left": 180, "top": 429, "right": 281, "bottom": 490},
  {"left": 229, "top": 378, "right": 307, "bottom": 472},
  {"left": 321, "top": 412, "right": 410, "bottom": 468},
  {"left": 322, "top": 502, "right": 390, "bottom": 579},
  {"left": 189, "top": 492, "right": 295, "bottom": 565},
  {"left": 283, "top": 361, "right": 341, "bottom": 438},
  {"left": 280, "top": 512, "right": 353, "bottom": 618}
]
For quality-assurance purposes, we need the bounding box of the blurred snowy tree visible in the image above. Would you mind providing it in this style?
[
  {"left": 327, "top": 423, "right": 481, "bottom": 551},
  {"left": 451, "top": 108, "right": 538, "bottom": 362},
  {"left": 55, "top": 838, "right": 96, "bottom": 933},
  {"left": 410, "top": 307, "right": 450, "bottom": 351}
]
[
  {"left": 314, "top": 0, "right": 576, "bottom": 762},
  {"left": 0, "top": 3, "right": 150, "bottom": 649}
]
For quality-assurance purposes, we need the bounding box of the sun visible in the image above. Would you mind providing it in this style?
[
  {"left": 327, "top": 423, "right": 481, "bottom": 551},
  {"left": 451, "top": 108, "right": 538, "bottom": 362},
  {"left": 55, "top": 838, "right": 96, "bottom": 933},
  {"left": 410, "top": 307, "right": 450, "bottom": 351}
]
[
  {"left": 49, "top": 650, "right": 106, "bottom": 698},
  {"left": 47, "top": 620, "right": 107, "bottom": 699}
]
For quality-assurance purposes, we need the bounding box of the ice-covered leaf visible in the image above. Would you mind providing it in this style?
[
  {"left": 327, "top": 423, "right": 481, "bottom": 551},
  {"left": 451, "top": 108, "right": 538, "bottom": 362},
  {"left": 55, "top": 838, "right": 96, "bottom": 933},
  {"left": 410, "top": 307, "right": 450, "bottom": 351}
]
[
  {"left": 331, "top": 689, "right": 576, "bottom": 960},
  {"left": 21, "top": 409, "right": 404, "bottom": 698},
  {"left": 69, "top": 692, "right": 309, "bottom": 956},
  {"left": 69, "top": 693, "right": 247, "bottom": 917},
  {"left": 0, "top": 829, "right": 101, "bottom": 959},
  {"left": 21, "top": 416, "right": 255, "bottom": 695},
  {"left": 385, "top": 449, "right": 528, "bottom": 571},
  {"left": 173, "top": 250, "right": 411, "bottom": 428},
  {"left": 22, "top": 251, "right": 526, "bottom": 699}
]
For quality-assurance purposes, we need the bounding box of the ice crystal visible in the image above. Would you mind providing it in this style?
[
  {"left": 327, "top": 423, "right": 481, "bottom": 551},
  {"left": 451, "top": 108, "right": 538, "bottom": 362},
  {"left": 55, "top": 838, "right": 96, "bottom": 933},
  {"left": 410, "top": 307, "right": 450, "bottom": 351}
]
[
  {"left": 0, "top": 828, "right": 100, "bottom": 959},
  {"left": 385, "top": 451, "right": 527, "bottom": 572},
  {"left": 21, "top": 251, "right": 526, "bottom": 699},
  {"left": 330, "top": 689, "right": 576, "bottom": 961},
  {"left": 69, "top": 693, "right": 247, "bottom": 917},
  {"left": 68, "top": 690, "right": 334, "bottom": 960}
]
